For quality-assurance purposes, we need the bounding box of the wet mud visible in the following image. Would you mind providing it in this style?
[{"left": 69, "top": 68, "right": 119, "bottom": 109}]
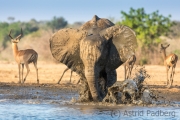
[
  {"left": 0, "top": 82, "right": 180, "bottom": 107},
  {"left": 0, "top": 83, "right": 79, "bottom": 102},
  {"left": 0, "top": 82, "right": 180, "bottom": 119}
]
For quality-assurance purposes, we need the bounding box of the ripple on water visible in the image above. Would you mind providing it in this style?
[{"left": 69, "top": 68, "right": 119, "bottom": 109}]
[{"left": 0, "top": 99, "right": 180, "bottom": 120}]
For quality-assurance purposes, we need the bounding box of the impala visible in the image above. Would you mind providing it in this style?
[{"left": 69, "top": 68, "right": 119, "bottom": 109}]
[
  {"left": 9, "top": 28, "right": 39, "bottom": 84},
  {"left": 57, "top": 67, "right": 73, "bottom": 84},
  {"left": 57, "top": 67, "right": 81, "bottom": 84},
  {"left": 124, "top": 55, "right": 136, "bottom": 80},
  {"left": 160, "top": 44, "right": 178, "bottom": 88}
]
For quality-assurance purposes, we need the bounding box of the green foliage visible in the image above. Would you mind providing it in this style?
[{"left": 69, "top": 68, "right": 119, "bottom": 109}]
[
  {"left": 169, "top": 21, "right": 180, "bottom": 38},
  {"left": 139, "top": 57, "right": 148, "bottom": 65},
  {"left": 0, "top": 20, "right": 39, "bottom": 49},
  {"left": 47, "top": 16, "right": 68, "bottom": 32},
  {"left": 116, "top": 8, "right": 174, "bottom": 65},
  {"left": 117, "top": 8, "right": 174, "bottom": 48},
  {"left": 0, "top": 16, "right": 68, "bottom": 50},
  {"left": 173, "top": 49, "right": 180, "bottom": 58},
  {"left": 31, "top": 30, "right": 41, "bottom": 38},
  {"left": 68, "top": 22, "right": 84, "bottom": 29}
]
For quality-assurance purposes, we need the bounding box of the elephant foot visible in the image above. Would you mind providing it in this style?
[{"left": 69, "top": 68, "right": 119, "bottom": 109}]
[
  {"left": 18, "top": 80, "right": 21, "bottom": 84},
  {"left": 78, "top": 81, "right": 92, "bottom": 102},
  {"left": 78, "top": 90, "right": 92, "bottom": 102},
  {"left": 92, "top": 96, "right": 102, "bottom": 102}
]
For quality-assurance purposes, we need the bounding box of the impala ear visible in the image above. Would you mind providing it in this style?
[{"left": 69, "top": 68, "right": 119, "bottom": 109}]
[
  {"left": 166, "top": 44, "right": 170, "bottom": 48},
  {"left": 161, "top": 44, "right": 163, "bottom": 48},
  {"left": 100, "top": 25, "right": 137, "bottom": 62}
]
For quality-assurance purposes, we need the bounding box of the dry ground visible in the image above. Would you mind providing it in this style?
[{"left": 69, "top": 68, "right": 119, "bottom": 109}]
[
  {"left": 0, "top": 61, "right": 180, "bottom": 85},
  {"left": 0, "top": 61, "right": 180, "bottom": 102}
]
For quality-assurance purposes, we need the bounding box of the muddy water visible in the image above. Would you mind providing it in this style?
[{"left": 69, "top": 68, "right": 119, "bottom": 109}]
[
  {"left": 0, "top": 84, "right": 180, "bottom": 119},
  {"left": 0, "top": 99, "right": 180, "bottom": 119}
]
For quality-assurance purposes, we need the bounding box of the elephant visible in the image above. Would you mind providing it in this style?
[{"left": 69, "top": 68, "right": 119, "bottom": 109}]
[{"left": 49, "top": 15, "right": 137, "bottom": 102}]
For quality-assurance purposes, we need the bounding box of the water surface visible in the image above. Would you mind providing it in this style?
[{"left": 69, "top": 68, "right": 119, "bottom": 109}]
[{"left": 0, "top": 99, "right": 180, "bottom": 120}]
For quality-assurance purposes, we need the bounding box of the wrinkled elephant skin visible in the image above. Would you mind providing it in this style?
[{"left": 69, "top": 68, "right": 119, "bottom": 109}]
[{"left": 49, "top": 15, "right": 137, "bottom": 102}]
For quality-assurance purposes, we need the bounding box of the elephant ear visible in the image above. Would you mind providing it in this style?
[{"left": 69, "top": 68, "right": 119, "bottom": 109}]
[
  {"left": 100, "top": 25, "right": 137, "bottom": 62},
  {"left": 49, "top": 28, "right": 87, "bottom": 76}
]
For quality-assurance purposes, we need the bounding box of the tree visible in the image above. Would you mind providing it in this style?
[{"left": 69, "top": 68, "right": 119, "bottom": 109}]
[
  {"left": 117, "top": 8, "right": 173, "bottom": 48},
  {"left": 47, "top": 16, "right": 68, "bottom": 32},
  {"left": 0, "top": 22, "right": 24, "bottom": 49},
  {"left": 0, "top": 20, "right": 39, "bottom": 50},
  {"left": 69, "top": 21, "right": 84, "bottom": 28},
  {"left": 117, "top": 8, "right": 174, "bottom": 64},
  {"left": 169, "top": 21, "right": 180, "bottom": 38},
  {"left": 7, "top": 17, "right": 15, "bottom": 23}
]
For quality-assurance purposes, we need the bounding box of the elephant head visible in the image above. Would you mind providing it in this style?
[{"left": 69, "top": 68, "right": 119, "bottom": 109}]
[{"left": 49, "top": 15, "right": 137, "bottom": 102}]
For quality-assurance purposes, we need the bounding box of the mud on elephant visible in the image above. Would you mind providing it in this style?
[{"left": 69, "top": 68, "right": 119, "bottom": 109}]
[{"left": 49, "top": 15, "right": 137, "bottom": 102}]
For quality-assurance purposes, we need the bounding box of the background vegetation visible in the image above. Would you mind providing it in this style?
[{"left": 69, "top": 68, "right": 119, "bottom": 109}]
[
  {"left": 116, "top": 8, "right": 178, "bottom": 65},
  {"left": 0, "top": 8, "right": 180, "bottom": 65}
]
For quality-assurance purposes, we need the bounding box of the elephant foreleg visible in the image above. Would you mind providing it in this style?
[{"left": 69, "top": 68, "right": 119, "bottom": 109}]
[
  {"left": 78, "top": 78, "right": 92, "bottom": 102},
  {"left": 106, "top": 70, "right": 117, "bottom": 87}
]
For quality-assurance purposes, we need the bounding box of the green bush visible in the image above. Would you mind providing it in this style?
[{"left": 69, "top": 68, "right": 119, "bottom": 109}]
[
  {"left": 173, "top": 49, "right": 180, "bottom": 58},
  {"left": 116, "top": 8, "right": 174, "bottom": 64}
]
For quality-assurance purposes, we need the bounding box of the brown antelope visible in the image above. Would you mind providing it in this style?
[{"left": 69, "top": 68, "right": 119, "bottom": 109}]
[
  {"left": 9, "top": 28, "right": 39, "bottom": 84},
  {"left": 124, "top": 55, "right": 136, "bottom": 80},
  {"left": 160, "top": 44, "right": 178, "bottom": 88},
  {"left": 57, "top": 67, "right": 81, "bottom": 84},
  {"left": 57, "top": 67, "right": 73, "bottom": 84}
]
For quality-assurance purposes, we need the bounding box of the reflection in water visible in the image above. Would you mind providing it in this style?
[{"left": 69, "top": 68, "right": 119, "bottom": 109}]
[{"left": 0, "top": 99, "right": 180, "bottom": 120}]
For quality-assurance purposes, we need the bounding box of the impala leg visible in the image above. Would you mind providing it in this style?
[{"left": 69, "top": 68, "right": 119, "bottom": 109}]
[
  {"left": 128, "top": 65, "right": 133, "bottom": 79},
  {"left": 22, "top": 64, "right": 24, "bottom": 83},
  {"left": 76, "top": 78, "right": 81, "bottom": 84},
  {"left": 124, "top": 65, "right": 127, "bottom": 80},
  {"left": 127, "top": 67, "right": 130, "bottom": 79},
  {"left": 170, "top": 65, "right": 176, "bottom": 87},
  {"left": 76, "top": 77, "right": 82, "bottom": 84},
  {"left": 23, "top": 63, "right": 30, "bottom": 83},
  {"left": 130, "top": 67, "right": 132, "bottom": 78},
  {"left": 57, "top": 67, "right": 69, "bottom": 84},
  {"left": 172, "top": 65, "right": 176, "bottom": 82},
  {"left": 18, "top": 64, "right": 21, "bottom": 83},
  {"left": 168, "top": 67, "right": 174, "bottom": 88},
  {"left": 127, "top": 64, "right": 132, "bottom": 79},
  {"left": 33, "top": 61, "right": 39, "bottom": 84},
  {"left": 166, "top": 66, "right": 170, "bottom": 86},
  {"left": 129, "top": 62, "right": 135, "bottom": 78},
  {"left": 69, "top": 70, "right": 73, "bottom": 83}
]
